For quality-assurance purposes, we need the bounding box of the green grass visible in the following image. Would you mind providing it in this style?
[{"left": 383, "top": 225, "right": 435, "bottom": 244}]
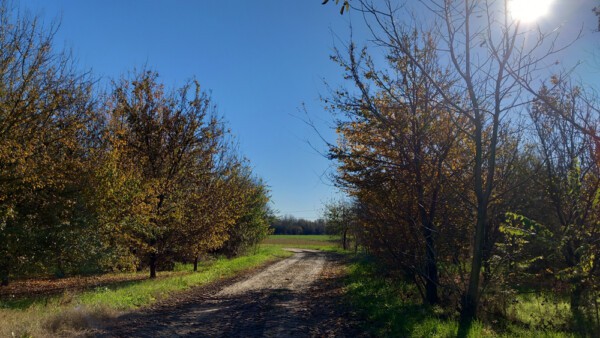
[
  {"left": 79, "top": 246, "right": 292, "bottom": 310},
  {"left": 0, "top": 245, "right": 292, "bottom": 337},
  {"left": 262, "top": 234, "right": 344, "bottom": 251},
  {"left": 267, "top": 234, "right": 335, "bottom": 241},
  {"left": 508, "top": 292, "right": 571, "bottom": 330},
  {"left": 342, "top": 255, "right": 575, "bottom": 337},
  {"left": 343, "top": 256, "right": 472, "bottom": 337}
]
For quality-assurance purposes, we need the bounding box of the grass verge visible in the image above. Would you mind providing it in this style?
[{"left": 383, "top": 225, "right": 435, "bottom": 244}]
[
  {"left": 0, "top": 245, "right": 292, "bottom": 337},
  {"left": 343, "top": 255, "right": 574, "bottom": 337}
]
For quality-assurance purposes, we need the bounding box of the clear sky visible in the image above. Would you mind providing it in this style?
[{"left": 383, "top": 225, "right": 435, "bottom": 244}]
[
  {"left": 17, "top": 0, "right": 373, "bottom": 220},
  {"left": 17, "top": 0, "right": 599, "bottom": 221}
]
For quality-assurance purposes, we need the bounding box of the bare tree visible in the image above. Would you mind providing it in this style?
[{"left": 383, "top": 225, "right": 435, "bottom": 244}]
[
  {"left": 352, "top": 0, "right": 576, "bottom": 325},
  {"left": 530, "top": 80, "right": 600, "bottom": 320}
]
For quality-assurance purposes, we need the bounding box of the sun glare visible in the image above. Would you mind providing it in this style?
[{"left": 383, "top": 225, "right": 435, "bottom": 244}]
[{"left": 509, "top": 0, "right": 553, "bottom": 23}]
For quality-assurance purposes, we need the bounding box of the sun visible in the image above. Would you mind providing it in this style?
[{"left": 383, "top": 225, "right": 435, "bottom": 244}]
[{"left": 508, "top": 0, "right": 554, "bottom": 23}]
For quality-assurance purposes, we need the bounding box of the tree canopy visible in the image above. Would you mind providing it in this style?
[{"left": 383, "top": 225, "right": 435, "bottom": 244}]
[{"left": 0, "top": 1, "right": 272, "bottom": 283}]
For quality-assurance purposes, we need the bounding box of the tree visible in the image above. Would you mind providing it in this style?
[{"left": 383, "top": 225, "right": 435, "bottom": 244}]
[
  {"left": 0, "top": 1, "right": 99, "bottom": 285},
  {"left": 322, "top": 0, "right": 350, "bottom": 15},
  {"left": 0, "top": 0, "right": 272, "bottom": 285},
  {"left": 106, "top": 70, "right": 220, "bottom": 278},
  {"left": 179, "top": 151, "right": 245, "bottom": 271},
  {"left": 218, "top": 167, "right": 273, "bottom": 258},
  {"left": 323, "top": 200, "right": 356, "bottom": 251},
  {"left": 327, "top": 29, "right": 465, "bottom": 305},
  {"left": 339, "top": 0, "right": 575, "bottom": 324},
  {"left": 271, "top": 216, "right": 327, "bottom": 235},
  {"left": 529, "top": 80, "right": 600, "bottom": 321}
]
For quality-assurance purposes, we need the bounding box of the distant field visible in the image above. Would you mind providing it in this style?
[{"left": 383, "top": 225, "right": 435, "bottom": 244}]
[{"left": 262, "top": 235, "right": 339, "bottom": 250}]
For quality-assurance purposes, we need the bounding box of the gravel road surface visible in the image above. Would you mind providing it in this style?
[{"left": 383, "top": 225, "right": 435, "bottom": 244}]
[{"left": 97, "top": 249, "right": 366, "bottom": 337}]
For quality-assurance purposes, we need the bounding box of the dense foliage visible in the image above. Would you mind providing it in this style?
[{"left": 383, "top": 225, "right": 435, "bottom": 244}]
[
  {"left": 0, "top": 2, "right": 271, "bottom": 283},
  {"left": 325, "top": 0, "right": 600, "bottom": 335}
]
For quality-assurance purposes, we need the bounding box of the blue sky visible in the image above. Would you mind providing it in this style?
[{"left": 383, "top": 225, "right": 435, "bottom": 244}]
[
  {"left": 18, "top": 0, "right": 599, "bottom": 220},
  {"left": 18, "top": 0, "right": 372, "bottom": 220}
]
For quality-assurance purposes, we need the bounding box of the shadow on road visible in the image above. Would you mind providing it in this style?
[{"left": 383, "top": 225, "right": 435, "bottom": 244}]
[{"left": 99, "top": 251, "right": 367, "bottom": 338}]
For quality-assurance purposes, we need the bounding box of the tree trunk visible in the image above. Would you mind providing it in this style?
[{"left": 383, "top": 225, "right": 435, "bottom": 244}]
[
  {"left": 570, "top": 282, "right": 584, "bottom": 319},
  {"left": 342, "top": 229, "right": 347, "bottom": 250},
  {"left": 460, "top": 205, "right": 487, "bottom": 326},
  {"left": 193, "top": 255, "right": 199, "bottom": 272},
  {"left": 414, "top": 142, "right": 439, "bottom": 306},
  {"left": 149, "top": 252, "right": 157, "bottom": 279},
  {"left": 461, "top": 112, "right": 490, "bottom": 328},
  {"left": 424, "top": 230, "right": 439, "bottom": 305},
  {"left": 420, "top": 210, "right": 439, "bottom": 305},
  {"left": 482, "top": 259, "right": 491, "bottom": 284},
  {"left": 0, "top": 264, "right": 8, "bottom": 286}
]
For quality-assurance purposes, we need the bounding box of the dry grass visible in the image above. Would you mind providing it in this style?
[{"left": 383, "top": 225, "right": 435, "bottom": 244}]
[
  {"left": 0, "top": 294, "right": 121, "bottom": 337},
  {"left": 44, "top": 305, "right": 119, "bottom": 337},
  {"left": 0, "top": 273, "right": 148, "bottom": 300}
]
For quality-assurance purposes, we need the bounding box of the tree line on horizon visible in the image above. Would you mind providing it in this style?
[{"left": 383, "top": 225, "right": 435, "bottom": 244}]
[
  {"left": 270, "top": 215, "right": 327, "bottom": 235},
  {"left": 323, "top": 0, "right": 600, "bottom": 334},
  {"left": 0, "top": 2, "right": 272, "bottom": 285}
]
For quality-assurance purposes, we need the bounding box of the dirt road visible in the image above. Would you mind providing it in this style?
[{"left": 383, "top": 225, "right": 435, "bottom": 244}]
[{"left": 98, "top": 249, "right": 365, "bottom": 337}]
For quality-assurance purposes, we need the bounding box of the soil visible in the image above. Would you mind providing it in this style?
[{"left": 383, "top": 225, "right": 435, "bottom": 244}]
[
  {"left": 95, "top": 249, "right": 368, "bottom": 337},
  {"left": 0, "top": 273, "right": 150, "bottom": 300}
]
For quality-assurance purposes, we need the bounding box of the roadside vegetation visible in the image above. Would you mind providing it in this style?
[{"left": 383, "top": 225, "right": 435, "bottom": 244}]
[
  {"left": 322, "top": 1, "right": 600, "bottom": 335},
  {"left": 343, "top": 255, "right": 577, "bottom": 337},
  {"left": 0, "top": 246, "right": 291, "bottom": 337},
  {"left": 0, "top": 1, "right": 277, "bottom": 335},
  {"left": 0, "top": 0, "right": 273, "bottom": 286}
]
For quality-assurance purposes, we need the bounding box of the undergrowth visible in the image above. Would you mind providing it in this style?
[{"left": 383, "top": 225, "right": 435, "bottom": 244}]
[{"left": 342, "top": 255, "right": 575, "bottom": 337}]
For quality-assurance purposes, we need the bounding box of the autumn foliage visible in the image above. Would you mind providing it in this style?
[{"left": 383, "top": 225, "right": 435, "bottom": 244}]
[
  {"left": 325, "top": 0, "right": 600, "bottom": 333},
  {"left": 0, "top": 2, "right": 272, "bottom": 284}
]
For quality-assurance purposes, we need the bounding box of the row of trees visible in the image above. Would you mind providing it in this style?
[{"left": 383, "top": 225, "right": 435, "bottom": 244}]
[
  {"left": 325, "top": 0, "right": 599, "bottom": 333},
  {"left": 0, "top": 2, "right": 272, "bottom": 284},
  {"left": 270, "top": 216, "right": 327, "bottom": 235}
]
